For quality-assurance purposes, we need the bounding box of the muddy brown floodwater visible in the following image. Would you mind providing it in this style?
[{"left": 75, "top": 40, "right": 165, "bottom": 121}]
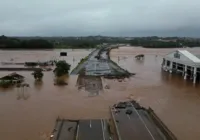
[{"left": 0, "top": 47, "right": 200, "bottom": 140}]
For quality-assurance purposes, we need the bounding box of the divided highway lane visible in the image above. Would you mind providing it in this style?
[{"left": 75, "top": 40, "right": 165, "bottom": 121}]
[
  {"left": 130, "top": 102, "right": 167, "bottom": 140},
  {"left": 58, "top": 121, "right": 77, "bottom": 140},
  {"left": 71, "top": 49, "right": 100, "bottom": 74},
  {"left": 112, "top": 101, "right": 168, "bottom": 140},
  {"left": 137, "top": 110, "right": 167, "bottom": 140},
  {"left": 113, "top": 107, "right": 154, "bottom": 140},
  {"left": 77, "top": 119, "right": 109, "bottom": 140},
  {"left": 52, "top": 120, "right": 77, "bottom": 140}
]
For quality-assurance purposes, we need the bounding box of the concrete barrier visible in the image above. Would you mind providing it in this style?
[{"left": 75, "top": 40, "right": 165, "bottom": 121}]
[
  {"left": 110, "top": 107, "right": 122, "bottom": 140},
  {"left": 56, "top": 119, "right": 64, "bottom": 140}
]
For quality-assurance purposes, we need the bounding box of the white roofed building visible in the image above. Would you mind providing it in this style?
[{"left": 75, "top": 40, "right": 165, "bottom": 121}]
[{"left": 162, "top": 50, "right": 200, "bottom": 84}]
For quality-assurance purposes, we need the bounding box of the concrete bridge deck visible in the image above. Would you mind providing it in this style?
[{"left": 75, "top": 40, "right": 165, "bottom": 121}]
[
  {"left": 111, "top": 101, "right": 177, "bottom": 140},
  {"left": 51, "top": 119, "right": 111, "bottom": 140},
  {"left": 51, "top": 101, "right": 177, "bottom": 140}
]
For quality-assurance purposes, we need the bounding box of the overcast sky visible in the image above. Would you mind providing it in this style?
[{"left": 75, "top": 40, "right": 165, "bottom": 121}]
[{"left": 0, "top": 0, "right": 200, "bottom": 37}]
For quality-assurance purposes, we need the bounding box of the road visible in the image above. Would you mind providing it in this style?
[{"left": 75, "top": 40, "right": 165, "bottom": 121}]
[
  {"left": 112, "top": 102, "right": 168, "bottom": 140},
  {"left": 77, "top": 119, "right": 110, "bottom": 140},
  {"left": 71, "top": 46, "right": 130, "bottom": 76},
  {"left": 71, "top": 47, "right": 112, "bottom": 76},
  {"left": 137, "top": 110, "right": 167, "bottom": 140},
  {"left": 52, "top": 120, "right": 77, "bottom": 140},
  {"left": 88, "top": 49, "right": 101, "bottom": 61},
  {"left": 113, "top": 107, "right": 153, "bottom": 140},
  {"left": 71, "top": 49, "right": 99, "bottom": 74}
]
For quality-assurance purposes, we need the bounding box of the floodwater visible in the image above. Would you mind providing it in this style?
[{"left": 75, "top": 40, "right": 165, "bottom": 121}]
[{"left": 0, "top": 47, "right": 200, "bottom": 140}]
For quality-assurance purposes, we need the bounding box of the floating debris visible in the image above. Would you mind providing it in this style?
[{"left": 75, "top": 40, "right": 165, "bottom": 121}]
[{"left": 105, "top": 85, "right": 110, "bottom": 89}]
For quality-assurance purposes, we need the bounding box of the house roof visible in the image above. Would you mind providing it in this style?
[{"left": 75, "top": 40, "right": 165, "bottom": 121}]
[
  {"left": 0, "top": 73, "right": 24, "bottom": 80},
  {"left": 178, "top": 50, "right": 200, "bottom": 63}
]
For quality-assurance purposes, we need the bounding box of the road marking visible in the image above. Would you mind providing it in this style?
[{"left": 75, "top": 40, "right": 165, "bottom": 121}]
[
  {"left": 76, "top": 124, "right": 79, "bottom": 140},
  {"left": 103, "top": 120, "right": 106, "bottom": 130},
  {"left": 101, "top": 119, "right": 106, "bottom": 140},
  {"left": 127, "top": 115, "right": 131, "bottom": 120},
  {"left": 131, "top": 103, "right": 156, "bottom": 140},
  {"left": 90, "top": 120, "right": 92, "bottom": 128}
]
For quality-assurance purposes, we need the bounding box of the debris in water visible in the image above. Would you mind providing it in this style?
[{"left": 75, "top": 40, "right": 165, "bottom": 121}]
[{"left": 105, "top": 85, "right": 110, "bottom": 89}]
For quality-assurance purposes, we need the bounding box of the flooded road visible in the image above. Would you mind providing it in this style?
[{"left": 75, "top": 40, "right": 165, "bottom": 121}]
[{"left": 0, "top": 47, "right": 200, "bottom": 140}]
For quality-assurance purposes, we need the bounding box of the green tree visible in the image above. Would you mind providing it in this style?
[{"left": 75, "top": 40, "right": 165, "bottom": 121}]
[
  {"left": 0, "top": 80, "right": 13, "bottom": 88},
  {"left": 32, "top": 69, "right": 44, "bottom": 81},
  {"left": 54, "top": 60, "right": 71, "bottom": 77}
]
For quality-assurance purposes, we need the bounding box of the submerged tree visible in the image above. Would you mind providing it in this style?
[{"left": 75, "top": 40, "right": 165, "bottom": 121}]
[
  {"left": 53, "top": 60, "right": 71, "bottom": 77},
  {"left": 32, "top": 69, "right": 44, "bottom": 81}
]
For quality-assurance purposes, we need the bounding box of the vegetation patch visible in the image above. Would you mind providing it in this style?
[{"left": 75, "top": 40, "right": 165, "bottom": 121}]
[
  {"left": 54, "top": 60, "right": 71, "bottom": 77},
  {"left": 32, "top": 69, "right": 44, "bottom": 81}
]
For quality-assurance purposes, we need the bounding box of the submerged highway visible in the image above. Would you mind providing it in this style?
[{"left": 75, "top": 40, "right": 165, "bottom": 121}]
[{"left": 71, "top": 46, "right": 131, "bottom": 77}]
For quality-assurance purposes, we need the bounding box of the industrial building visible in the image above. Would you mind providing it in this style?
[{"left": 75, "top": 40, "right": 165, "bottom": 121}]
[{"left": 162, "top": 50, "right": 200, "bottom": 84}]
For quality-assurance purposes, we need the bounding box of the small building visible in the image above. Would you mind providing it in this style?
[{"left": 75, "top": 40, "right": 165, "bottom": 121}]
[
  {"left": 162, "top": 50, "right": 200, "bottom": 84},
  {"left": 0, "top": 72, "right": 24, "bottom": 83}
]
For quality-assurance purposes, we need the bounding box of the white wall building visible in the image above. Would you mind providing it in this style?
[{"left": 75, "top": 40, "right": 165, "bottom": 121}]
[{"left": 162, "top": 50, "right": 200, "bottom": 84}]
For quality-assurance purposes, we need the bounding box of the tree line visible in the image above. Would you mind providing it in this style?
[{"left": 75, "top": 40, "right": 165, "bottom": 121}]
[
  {"left": 129, "top": 38, "right": 200, "bottom": 48},
  {"left": 0, "top": 35, "right": 53, "bottom": 49},
  {"left": 1, "top": 35, "right": 200, "bottom": 49}
]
